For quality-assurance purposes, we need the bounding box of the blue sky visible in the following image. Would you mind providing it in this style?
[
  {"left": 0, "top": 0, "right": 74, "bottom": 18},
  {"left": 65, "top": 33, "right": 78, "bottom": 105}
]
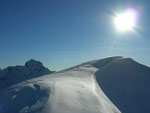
[{"left": 0, "top": 0, "right": 150, "bottom": 71}]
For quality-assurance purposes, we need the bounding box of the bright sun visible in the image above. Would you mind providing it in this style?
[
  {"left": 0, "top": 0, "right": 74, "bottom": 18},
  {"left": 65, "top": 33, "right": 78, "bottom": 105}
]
[{"left": 114, "top": 8, "right": 138, "bottom": 32}]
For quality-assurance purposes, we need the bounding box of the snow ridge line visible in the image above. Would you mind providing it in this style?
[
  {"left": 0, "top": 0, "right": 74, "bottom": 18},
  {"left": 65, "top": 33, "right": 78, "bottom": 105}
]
[{"left": 92, "top": 71, "right": 121, "bottom": 113}]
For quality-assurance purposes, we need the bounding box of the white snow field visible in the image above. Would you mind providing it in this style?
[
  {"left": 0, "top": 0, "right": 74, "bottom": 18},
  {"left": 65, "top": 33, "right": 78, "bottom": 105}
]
[
  {"left": 0, "top": 57, "right": 121, "bottom": 113},
  {"left": 1, "top": 56, "right": 150, "bottom": 113},
  {"left": 94, "top": 57, "right": 150, "bottom": 113}
]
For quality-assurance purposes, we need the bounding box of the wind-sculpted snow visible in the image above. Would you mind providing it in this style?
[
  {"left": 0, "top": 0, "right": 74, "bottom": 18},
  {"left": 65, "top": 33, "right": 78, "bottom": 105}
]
[
  {"left": 0, "top": 82, "right": 50, "bottom": 113},
  {"left": 94, "top": 57, "right": 150, "bottom": 113},
  {"left": 2, "top": 56, "right": 148, "bottom": 113},
  {"left": 0, "top": 58, "right": 121, "bottom": 113}
]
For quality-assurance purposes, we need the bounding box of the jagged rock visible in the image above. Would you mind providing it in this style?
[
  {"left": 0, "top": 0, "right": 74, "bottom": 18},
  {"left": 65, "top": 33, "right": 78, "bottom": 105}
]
[{"left": 0, "top": 59, "right": 54, "bottom": 89}]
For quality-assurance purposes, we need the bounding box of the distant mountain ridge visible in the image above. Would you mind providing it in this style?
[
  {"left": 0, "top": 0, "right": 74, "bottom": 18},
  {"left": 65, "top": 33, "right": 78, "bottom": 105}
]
[{"left": 0, "top": 59, "right": 54, "bottom": 89}]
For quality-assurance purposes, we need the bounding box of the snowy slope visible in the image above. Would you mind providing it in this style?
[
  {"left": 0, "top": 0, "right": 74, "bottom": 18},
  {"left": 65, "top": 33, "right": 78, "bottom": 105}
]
[
  {"left": 0, "top": 59, "right": 53, "bottom": 90},
  {"left": 1, "top": 56, "right": 149, "bottom": 113},
  {"left": 94, "top": 56, "right": 150, "bottom": 113},
  {"left": 0, "top": 58, "right": 121, "bottom": 113}
]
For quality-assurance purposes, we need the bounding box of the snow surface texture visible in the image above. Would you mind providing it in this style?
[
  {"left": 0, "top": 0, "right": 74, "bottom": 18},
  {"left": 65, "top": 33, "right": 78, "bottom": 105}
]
[
  {"left": 94, "top": 56, "right": 150, "bottom": 113},
  {"left": 0, "top": 59, "right": 53, "bottom": 90},
  {"left": 0, "top": 57, "right": 121, "bottom": 113},
  {"left": 1, "top": 56, "right": 149, "bottom": 113}
]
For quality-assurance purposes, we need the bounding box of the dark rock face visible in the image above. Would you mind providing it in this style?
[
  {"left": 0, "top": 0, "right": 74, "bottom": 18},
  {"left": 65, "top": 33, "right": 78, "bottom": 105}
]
[
  {"left": 93, "top": 57, "right": 150, "bottom": 113},
  {"left": 0, "top": 59, "right": 54, "bottom": 89}
]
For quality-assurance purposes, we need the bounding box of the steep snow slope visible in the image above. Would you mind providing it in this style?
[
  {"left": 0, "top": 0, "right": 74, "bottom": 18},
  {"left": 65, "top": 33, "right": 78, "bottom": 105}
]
[
  {"left": 1, "top": 56, "right": 148, "bottom": 113},
  {"left": 94, "top": 57, "right": 150, "bottom": 113},
  {"left": 0, "top": 59, "right": 53, "bottom": 90},
  {"left": 0, "top": 58, "right": 120, "bottom": 113}
]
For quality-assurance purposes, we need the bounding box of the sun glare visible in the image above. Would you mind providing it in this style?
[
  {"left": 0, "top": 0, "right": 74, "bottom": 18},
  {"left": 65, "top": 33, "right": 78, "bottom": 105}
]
[{"left": 114, "top": 8, "right": 138, "bottom": 32}]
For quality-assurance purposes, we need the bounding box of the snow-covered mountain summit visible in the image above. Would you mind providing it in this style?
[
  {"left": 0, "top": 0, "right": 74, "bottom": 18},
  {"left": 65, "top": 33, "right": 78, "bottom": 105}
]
[
  {"left": 0, "top": 56, "right": 149, "bottom": 113},
  {"left": 93, "top": 56, "right": 150, "bottom": 113},
  {"left": 0, "top": 59, "right": 53, "bottom": 90}
]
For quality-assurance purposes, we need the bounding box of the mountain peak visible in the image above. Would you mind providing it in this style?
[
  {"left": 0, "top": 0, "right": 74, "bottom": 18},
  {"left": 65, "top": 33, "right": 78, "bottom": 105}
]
[
  {"left": 89, "top": 56, "right": 136, "bottom": 68},
  {"left": 25, "top": 59, "right": 42, "bottom": 68},
  {"left": 0, "top": 59, "right": 54, "bottom": 90},
  {"left": 94, "top": 56, "right": 150, "bottom": 113}
]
